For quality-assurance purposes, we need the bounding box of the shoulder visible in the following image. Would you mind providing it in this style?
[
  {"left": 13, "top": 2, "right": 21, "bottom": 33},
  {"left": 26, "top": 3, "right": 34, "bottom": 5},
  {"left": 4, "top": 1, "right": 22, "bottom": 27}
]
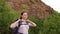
[{"left": 15, "top": 19, "right": 21, "bottom": 21}]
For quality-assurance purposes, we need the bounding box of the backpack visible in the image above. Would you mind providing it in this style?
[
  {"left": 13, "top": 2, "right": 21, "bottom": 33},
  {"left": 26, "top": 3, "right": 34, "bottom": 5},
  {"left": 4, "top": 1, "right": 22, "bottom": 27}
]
[{"left": 14, "top": 19, "right": 29, "bottom": 34}]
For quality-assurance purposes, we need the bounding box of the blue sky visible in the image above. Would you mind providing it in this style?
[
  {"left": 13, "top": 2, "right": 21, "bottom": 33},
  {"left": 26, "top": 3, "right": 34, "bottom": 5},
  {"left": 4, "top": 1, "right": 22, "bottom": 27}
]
[{"left": 42, "top": 0, "right": 60, "bottom": 13}]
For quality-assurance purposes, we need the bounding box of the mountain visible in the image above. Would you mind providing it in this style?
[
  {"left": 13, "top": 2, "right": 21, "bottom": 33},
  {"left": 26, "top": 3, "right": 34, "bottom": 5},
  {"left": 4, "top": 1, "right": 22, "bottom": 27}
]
[{"left": 6, "top": 0, "right": 53, "bottom": 19}]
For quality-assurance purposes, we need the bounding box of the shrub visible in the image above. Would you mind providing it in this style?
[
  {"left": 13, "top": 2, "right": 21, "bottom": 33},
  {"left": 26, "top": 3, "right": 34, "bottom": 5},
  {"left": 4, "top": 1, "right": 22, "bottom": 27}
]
[
  {"left": 42, "top": 11, "right": 60, "bottom": 34},
  {"left": 29, "top": 17, "right": 43, "bottom": 34},
  {"left": 0, "top": 0, "right": 19, "bottom": 34}
]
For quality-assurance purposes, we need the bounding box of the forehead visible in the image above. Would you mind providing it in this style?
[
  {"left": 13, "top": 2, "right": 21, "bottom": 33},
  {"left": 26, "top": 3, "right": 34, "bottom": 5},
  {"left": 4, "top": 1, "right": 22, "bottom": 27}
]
[{"left": 23, "top": 13, "right": 28, "bottom": 15}]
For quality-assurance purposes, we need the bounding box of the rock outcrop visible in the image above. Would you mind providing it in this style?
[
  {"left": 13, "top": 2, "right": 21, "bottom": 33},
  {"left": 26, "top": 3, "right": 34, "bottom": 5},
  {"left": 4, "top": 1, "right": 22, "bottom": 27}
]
[{"left": 6, "top": 0, "right": 53, "bottom": 19}]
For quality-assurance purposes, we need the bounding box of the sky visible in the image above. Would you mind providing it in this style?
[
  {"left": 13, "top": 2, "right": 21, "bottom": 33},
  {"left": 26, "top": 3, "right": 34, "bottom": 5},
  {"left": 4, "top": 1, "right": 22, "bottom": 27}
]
[{"left": 42, "top": 0, "right": 60, "bottom": 13}]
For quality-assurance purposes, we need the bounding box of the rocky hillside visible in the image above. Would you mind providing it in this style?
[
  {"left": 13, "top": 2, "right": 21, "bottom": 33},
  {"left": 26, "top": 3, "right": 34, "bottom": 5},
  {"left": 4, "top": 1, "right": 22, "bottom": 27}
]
[{"left": 6, "top": 0, "right": 53, "bottom": 19}]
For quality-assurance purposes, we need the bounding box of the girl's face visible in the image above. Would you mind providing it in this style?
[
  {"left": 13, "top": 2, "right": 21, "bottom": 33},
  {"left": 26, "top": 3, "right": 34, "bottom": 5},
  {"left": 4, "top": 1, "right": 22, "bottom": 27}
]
[{"left": 22, "top": 13, "right": 28, "bottom": 20}]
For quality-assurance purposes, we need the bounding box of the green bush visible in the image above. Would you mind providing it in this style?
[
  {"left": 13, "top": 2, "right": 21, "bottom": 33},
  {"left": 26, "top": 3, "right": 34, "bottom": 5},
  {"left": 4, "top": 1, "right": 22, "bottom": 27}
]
[
  {"left": 29, "top": 17, "right": 43, "bottom": 34},
  {"left": 28, "top": 11, "right": 60, "bottom": 34},
  {"left": 0, "top": 0, "right": 19, "bottom": 34},
  {"left": 42, "top": 11, "right": 60, "bottom": 34}
]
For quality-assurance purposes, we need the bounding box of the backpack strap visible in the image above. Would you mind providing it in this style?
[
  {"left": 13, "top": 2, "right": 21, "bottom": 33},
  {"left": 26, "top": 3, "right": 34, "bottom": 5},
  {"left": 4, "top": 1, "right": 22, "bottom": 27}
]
[
  {"left": 17, "top": 19, "right": 22, "bottom": 31},
  {"left": 18, "top": 19, "right": 29, "bottom": 26},
  {"left": 26, "top": 21, "right": 30, "bottom": 25},
  {"left": 14, "top": 19, "right": 22, "bottom": 34},
  {"left": 18, "top": 20, "right": 22, "bottom": 27}
]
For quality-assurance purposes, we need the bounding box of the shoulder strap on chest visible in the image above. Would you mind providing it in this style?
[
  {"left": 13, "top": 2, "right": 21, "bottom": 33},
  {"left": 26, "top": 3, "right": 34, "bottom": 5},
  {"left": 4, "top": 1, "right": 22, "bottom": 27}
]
[
  {"left": 18, "top": 20, "right": 30, "bottom": 25},
  {"left": 26, "top": 21, "right": 30, "bottom": 25},
  {"left": 18, "top": 19, "right": 22, "bottom": 27}
]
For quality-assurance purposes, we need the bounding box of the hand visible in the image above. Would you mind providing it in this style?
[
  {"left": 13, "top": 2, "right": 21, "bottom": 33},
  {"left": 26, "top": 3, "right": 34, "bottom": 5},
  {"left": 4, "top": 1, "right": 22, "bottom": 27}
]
[{"left": 17, "top": 19, "right": 20, "bottom": 21}]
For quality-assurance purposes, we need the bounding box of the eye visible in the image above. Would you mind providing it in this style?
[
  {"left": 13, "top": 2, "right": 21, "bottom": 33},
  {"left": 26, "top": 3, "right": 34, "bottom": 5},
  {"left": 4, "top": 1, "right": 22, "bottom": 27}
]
[{"left": 23, "top": 13, "right": 28, "bottom": 16}]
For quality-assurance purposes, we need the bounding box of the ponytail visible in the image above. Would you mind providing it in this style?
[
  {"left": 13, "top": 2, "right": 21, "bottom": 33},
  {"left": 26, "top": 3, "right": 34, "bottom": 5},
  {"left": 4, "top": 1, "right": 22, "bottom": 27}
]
[{"left": 20, "top": 17, "right": 22, "bottom": 19}]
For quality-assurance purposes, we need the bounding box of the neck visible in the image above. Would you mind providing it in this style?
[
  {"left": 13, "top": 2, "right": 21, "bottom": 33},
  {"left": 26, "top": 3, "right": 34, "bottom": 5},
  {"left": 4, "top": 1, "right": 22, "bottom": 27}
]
[{"left": 22, "top": 18, "right": 26, "bottom": 21}]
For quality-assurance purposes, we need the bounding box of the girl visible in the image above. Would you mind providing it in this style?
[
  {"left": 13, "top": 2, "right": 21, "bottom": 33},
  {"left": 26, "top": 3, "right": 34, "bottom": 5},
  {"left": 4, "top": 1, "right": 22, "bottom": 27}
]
[{"left": 10, "top": 11, "right": 36, "bottom": 34}]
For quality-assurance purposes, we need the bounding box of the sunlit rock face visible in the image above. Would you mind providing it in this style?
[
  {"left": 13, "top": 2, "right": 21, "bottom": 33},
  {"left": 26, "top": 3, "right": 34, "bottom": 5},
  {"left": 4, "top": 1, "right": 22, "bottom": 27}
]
[{"left": 6, "top": 0, "right": 53, "bottom": 19}]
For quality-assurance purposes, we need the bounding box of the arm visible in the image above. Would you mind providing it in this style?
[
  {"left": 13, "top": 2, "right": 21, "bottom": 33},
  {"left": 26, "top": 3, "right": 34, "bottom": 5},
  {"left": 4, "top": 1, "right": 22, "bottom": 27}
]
[
  {"left": 10, "top": 19, "right": 20, "bottom": 29},
  {"left": 27, "top": 20, "right": 37, "bottom": 27}
]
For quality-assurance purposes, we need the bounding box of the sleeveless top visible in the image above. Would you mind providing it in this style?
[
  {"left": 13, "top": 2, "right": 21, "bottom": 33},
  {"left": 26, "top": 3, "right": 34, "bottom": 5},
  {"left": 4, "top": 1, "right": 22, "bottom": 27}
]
[{"left": 18, "top": 21, "right": 32, "bottom": 34}]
